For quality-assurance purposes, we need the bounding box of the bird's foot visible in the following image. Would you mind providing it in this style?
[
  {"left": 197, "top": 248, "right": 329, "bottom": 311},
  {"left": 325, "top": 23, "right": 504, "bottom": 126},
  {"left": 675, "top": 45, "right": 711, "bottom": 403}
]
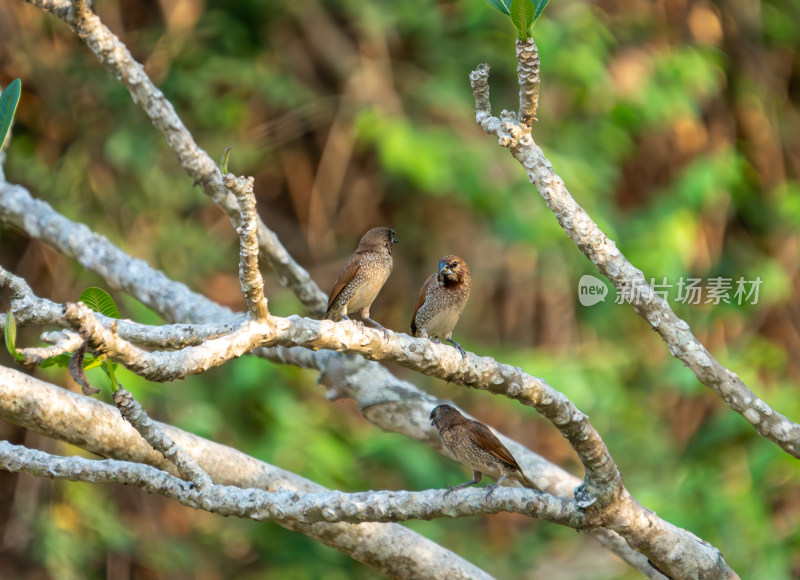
[
  {"left": 446, "top": 338, "right": 467, "bottom": 359},
  {"left": 442, "top": 478, "right": 479, "bottom": 498},
  {"left": 443, "top": 484, "right": 467, "bottom": 498},
  {"left": 364, "top": 317, "right": 390, "bottom": 341},
  {"left": 485, "top": 475, "right": 506, "bottom": 498},
  {"left": 484, "top": 483, "right": 500, "bottom": 498}
]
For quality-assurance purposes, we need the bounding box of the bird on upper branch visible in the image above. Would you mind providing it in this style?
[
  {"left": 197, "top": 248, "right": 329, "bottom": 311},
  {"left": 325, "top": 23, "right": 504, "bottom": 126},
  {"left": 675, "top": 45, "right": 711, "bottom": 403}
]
[
  {"left": 411, "top": 255, "right": 471, "bottom": 357},
  {"left": 325, "top": 227, "right": 398, "bottom": 336}
]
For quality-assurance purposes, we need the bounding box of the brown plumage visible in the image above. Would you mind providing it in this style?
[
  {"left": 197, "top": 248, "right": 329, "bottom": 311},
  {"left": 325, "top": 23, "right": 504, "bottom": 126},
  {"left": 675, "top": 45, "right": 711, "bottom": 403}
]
[
  {"left": 325, "top": 227, "right": 398, "bottom": 334},
  {"left": 430, "top": 404, "right": 536, "bottom": 496},
  {"left": 411, "top": 255, "right": 471, "bottom": 356}
]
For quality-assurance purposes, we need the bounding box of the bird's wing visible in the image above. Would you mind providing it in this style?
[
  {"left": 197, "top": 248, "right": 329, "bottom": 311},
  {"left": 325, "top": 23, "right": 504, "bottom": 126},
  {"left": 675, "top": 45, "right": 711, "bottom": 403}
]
[
  {"left": 467, "top": 420, "right": 522, "bottom": 470},
  {"left": 410, "top": 273, "right": 436, "bottom": 335},
  {"left": 326, "top": 255, "right": 362, "bottom": 313}
]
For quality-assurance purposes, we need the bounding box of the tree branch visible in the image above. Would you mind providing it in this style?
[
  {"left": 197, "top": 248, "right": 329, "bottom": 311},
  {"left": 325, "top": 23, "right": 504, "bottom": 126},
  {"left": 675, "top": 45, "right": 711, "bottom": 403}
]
[
  {"left": 23, "top": 0, "right": 327, "bottom": 315},
  {"left": 0, "top": 439, "right": 585, "bottom": 526},
  {"left": 224, "top": 171, "right": 269, "bottom": 321},
  {"left": 469, "top": 63, "right": 800, "bottom": 460},
  {"left": 0, "top": 366, "right": 493, "bottom": 580},
  {"left": 0, "top": 188, "right": 724, "bottom": 577},
  {"left": 112, "top": 386, "right": 212, "bottom": 488},
  {"left": 0, "top": 5, "right": 739, "bottom": 575},
  {"left": 56, "top": 295, "right": 622, "bottom": 506},
  {"left": 516, "top": 39, "right": 539, "bottom": 126}
]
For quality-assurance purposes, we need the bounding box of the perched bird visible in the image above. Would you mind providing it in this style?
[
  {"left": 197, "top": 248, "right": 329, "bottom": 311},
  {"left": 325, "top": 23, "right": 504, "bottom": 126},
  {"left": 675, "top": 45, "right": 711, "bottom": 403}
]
[
  {"left": 430, "top": 404, "right": 536, "bottom": 496},
  {"left": 325, "top": 227, "right": 398, "bottom": 334},
  {"left": 411, "top": 255, "right": 471, "bottom": 356}
]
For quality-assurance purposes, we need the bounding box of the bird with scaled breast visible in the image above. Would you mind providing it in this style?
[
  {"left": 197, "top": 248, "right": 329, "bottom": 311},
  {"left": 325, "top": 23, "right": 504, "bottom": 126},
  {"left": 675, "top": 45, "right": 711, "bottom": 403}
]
[
  {"left": 430, "top": 404, "right": 537, "bottom": 496},
  {"left": 325, "top": 227, "right": 398, "bottom": 334},
  {"left": 411, "top": 255, "right": 471, "bottom": 356}
]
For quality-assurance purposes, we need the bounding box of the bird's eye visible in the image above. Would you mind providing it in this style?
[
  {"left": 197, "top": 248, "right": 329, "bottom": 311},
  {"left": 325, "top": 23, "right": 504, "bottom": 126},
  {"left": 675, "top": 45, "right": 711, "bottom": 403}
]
[{"left": 450, "top": 261, "right": 458, "bottom": 268}]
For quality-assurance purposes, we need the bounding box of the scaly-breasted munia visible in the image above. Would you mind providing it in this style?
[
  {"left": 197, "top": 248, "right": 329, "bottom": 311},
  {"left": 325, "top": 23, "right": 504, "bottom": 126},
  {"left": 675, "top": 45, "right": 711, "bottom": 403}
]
[
  {"left": 325, "top": 227, "right": 398, "bottom": 334},
  {"left": 411, "top": 255, "right": 471, "bottom": 356},
  {"left": 430, "top": 404, "right": 536, "bottom": 496}
]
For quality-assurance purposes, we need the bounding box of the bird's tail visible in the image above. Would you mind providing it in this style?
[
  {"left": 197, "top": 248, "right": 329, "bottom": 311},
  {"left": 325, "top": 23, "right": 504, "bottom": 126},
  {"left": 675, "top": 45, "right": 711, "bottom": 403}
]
[{"left": 519, "top": 472, "right": 539, "bottom": 491}]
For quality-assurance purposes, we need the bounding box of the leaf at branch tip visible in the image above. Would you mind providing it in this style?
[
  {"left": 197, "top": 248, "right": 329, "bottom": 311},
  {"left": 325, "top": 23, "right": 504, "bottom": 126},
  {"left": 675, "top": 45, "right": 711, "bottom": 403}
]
[
  {"left": 79, "top": 287, "right": 121, "bottom": 319},
  {"left": 484, "top": 0, "right": 511, "bottom": 15},
  {"left": 220, "top": 146, "right": 232, "bottom": 175},
  {"left": 0, "top": 78, "right": 21, "bottom": 149},
  {"left": 532, "top": 0, "right": 550, "bottom": 23},
  {"left": 509, "top": 0, "right": 535, "bottom": 40},
  {"left": 5, "top": 310, "right": 24, "bottom": 362},
  {"left": 69, "top": 340, "right": 102, "bottom": 396}
]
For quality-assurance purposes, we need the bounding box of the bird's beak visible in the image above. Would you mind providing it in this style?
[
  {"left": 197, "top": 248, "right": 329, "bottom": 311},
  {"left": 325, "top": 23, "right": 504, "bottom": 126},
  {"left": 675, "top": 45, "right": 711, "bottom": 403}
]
[
  {"left": 438, "top": 262, "right": 452, "bottom": 276},
  {"left": 390, "top": 229, "right": 398, "bottom": 244}
]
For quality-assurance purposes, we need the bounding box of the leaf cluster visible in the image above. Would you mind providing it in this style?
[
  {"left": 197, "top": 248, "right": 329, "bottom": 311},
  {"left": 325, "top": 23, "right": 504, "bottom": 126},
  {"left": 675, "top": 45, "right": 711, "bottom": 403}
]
[{"left": 485, "top": 0, "right": 550, "bottom": 40}]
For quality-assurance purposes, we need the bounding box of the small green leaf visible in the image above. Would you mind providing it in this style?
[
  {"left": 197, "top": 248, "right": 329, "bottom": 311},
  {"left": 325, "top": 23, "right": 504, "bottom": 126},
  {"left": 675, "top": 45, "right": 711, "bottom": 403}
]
[
  {"left": 525, "top": 0, "right": 535, "bottom": 36},
  {"left": 40, "top": 353, "right": 72, "bottom": 368},
  {"left": 0, "top": 78, "right": 21, "bottom": 149},
  {"left": 76, "top": 288, "right": 121, "bottom": 392},
  {"left": 510, "top": 0, "right": 535, "bottom": 40},
  {"left": 79, "top": 287, "right": 121, "bottom": 319},
  {"left": 102, "top": 360, "right": 119, "bottom": 392},
  {"left": 220, "top": 146, "right": 232, "bottom": 174},
  {"left": 532, "top": 0, "right": 550, "bottom": 22},
  {"left": 5, "top": 310, "right": 24, "bottom": 362},
  {"left": 84, "top": 355, "right": 104, "bottom": 371},
  {"left": 484, "top": 0, "right": 511, "bottom": 15}
]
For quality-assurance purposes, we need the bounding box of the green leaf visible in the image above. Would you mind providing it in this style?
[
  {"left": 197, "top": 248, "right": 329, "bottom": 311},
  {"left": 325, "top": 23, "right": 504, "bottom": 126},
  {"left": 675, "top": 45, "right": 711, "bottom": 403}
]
[
  {"left": 40, "top": 353, "right": 72, "bottom": 368},
  {"left": 510, "top": 0, "right": 535, "bottom": 40},
  {"left": 0, "top": 78, "right": 21, "bottom": 149},
  {"left": 5, "top": 310, "right": 24, "bottom": 362},
  {"left": 532, "top": 0, "right": 550, "bottom": 22},
  {"left": 484, "top": 0, "right": 511, "bottom": 15},
  {"left": 79, "top": 287, "right": 121, "bottom": 319},
  {"left": 102, "top": 360, "right": 119, "bottom": 392},
  {"left": 220, "top": 146, "right": 232, "bottom": 174},
  {"left": 84, "top": 355, "right": 104, "bottom": 371}
]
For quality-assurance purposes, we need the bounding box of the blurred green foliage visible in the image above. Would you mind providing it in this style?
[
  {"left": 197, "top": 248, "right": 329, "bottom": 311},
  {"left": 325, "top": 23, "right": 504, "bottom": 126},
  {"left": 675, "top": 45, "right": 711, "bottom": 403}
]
[{"left": 1, "top": 0, "right": 800, "bottom": 578}]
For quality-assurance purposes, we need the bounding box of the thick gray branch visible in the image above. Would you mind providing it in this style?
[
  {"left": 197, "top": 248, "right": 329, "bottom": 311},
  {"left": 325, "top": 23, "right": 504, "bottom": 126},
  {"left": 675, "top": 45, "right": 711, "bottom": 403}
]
[
  {"left": 0, "top": 9, "right": 717, "bottom": 575},
  {"left": 470, "top": 64, "right": 800, "bottom": 460},
  {"left": 470, "top": 62, "right": 741, "bottom": 580},
  {"left": 0, "top": 183, "right": 227, "bottom": 324},
  {"left": 0, "top": 183, "right": 700, "bottom": 578},
  {"left": 0, "top": 366, "right": 491, "bottom": 580},
  {"left": 57, "top": 299, "right": 622, "bottom": 506},
  {"left": 0, "top": 439, "right": 584, "bottom": 527},
  {"left": 0, "top": 265, "right": 237, "bottom": 351}
]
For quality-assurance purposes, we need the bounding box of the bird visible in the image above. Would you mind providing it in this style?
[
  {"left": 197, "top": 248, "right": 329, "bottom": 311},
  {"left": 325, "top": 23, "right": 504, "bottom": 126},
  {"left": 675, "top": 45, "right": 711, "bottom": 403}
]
[
  {"left": 430, "top": 404, "right": 537, "bottom": 496},
  {"left": 325, "top": 227, "right": 398, "bottom": 335},
  {"left": 411, "top": 255, "right": 471, "bottom": 356}
]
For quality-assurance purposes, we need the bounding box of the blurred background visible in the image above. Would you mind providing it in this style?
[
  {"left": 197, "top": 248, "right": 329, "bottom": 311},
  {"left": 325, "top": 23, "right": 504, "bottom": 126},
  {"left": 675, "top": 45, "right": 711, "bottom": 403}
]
[{"left": 1, "top": 0, "right": 799, "bottom": 578}]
